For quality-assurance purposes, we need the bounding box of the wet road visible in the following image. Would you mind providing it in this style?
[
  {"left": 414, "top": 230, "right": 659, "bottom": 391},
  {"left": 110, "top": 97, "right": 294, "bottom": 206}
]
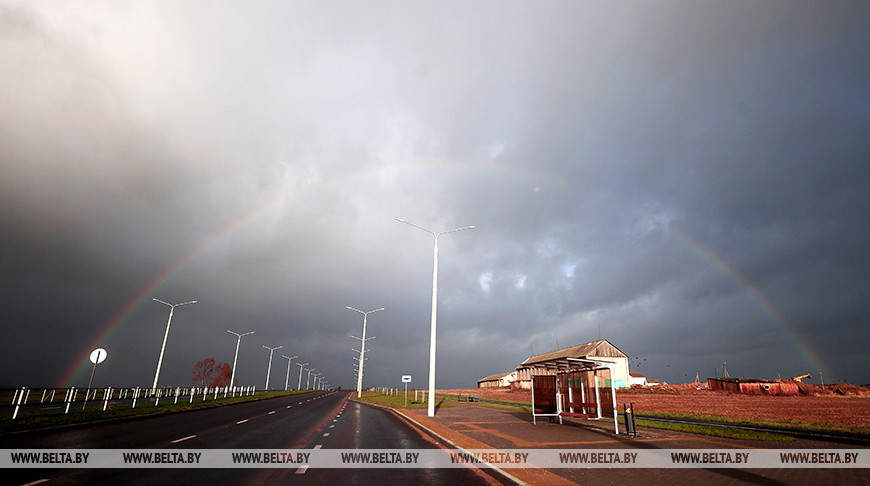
[{"left": 4, "top": 391, "right": 506, "bottom": 485}]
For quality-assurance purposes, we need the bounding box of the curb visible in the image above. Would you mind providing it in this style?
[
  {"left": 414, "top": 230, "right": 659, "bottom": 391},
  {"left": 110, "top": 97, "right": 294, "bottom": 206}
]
[{"left": 352, "top": 398, "right": 577, "bottom": 486}]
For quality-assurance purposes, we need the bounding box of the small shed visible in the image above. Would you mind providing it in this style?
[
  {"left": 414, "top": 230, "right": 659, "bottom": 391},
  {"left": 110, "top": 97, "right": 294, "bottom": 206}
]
[{"left": 708, "top": 378, "right": 801, "bottom": 396}]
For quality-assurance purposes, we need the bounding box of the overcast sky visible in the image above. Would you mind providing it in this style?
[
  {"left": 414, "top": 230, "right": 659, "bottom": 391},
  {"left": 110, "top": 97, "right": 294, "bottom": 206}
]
[{"left": 2, "top": 1, "right": 868, "bottom": 391}]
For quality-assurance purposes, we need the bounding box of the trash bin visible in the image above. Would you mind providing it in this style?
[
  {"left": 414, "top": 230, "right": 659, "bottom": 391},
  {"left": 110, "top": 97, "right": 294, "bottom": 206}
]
[{"left": 623, "top": 402, "right": 636, "bottom": 438}]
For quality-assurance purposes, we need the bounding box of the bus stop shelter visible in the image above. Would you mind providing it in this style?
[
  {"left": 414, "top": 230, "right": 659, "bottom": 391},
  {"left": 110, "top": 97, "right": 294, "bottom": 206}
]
[{"left": 530, "top": 357, "right": 619, "bottom": 434}]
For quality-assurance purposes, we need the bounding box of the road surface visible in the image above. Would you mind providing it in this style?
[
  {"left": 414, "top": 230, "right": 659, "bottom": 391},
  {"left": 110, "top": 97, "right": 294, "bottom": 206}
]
[{"left": 3, "top": 391, "right": 506, "bottom": 485}]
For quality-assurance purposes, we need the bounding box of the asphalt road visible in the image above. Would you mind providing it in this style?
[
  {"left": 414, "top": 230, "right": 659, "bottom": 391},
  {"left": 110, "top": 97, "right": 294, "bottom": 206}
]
[{"left": 3, "top": 391, "right": 505, "bottom": 485}]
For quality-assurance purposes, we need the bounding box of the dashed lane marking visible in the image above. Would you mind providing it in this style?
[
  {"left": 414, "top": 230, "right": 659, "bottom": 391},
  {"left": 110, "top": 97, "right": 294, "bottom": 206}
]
[
  {"left": 236, "top": 419, "right": 249, "bottom": 424},
  {"left": 171, "top": 435, "right": 197, "bottom": 444}
]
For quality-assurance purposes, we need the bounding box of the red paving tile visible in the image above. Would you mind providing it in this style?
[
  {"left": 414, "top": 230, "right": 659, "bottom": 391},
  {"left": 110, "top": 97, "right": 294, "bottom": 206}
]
[{"left": 393, "top": 400, "right": 870, "bottom": 486}]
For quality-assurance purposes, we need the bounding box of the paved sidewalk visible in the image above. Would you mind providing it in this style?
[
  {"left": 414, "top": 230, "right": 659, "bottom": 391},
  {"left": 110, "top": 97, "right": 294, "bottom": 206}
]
[{"left": 394, "top": 400, "right": 869, "bottom": 486}]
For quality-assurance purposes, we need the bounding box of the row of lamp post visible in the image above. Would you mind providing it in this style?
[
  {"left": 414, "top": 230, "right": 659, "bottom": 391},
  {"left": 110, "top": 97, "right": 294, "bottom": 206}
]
[
  {"left": 149, "top": 217, "right": 472, "bottom": 409},
  {"left": 343, "top": 219, "right": 474, "bottom": 417},
  {"left": 151, "top": 299, "right": 325, "bottom": 392}
]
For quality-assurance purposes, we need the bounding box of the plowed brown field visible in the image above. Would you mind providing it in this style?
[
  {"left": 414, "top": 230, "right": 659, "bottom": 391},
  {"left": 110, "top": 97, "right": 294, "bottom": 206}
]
[{"left": 443, "top": 383, "right": 870, "bottom": 428}]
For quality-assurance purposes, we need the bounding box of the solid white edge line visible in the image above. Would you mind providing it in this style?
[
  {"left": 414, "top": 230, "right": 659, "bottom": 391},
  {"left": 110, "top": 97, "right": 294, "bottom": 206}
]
[
  {"left": 171, "top": 435, "right": 197, "bottom": 444},
  {"left": 351, "top": 399, "right": 529, "bottom": 486}
]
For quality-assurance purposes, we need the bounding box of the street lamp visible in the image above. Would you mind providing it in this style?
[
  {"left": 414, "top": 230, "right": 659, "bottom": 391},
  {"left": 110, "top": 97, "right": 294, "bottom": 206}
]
[
  {"left": 282, "top": 355, "right": 298, "bottom": 391},
  {"left": 227, "top": 330, "right": 254, "bottom": 388},
  {"left": 347, "top": 306, "right": 384, "bottom": 398},
  {"left": 296, "top": 362, "right": 308, "bottom": 390},
  {"left": 262, "top": 345, "right": 283, "bottom": 390},
  {"left": 396, "top": 218, "right": 475, "bottom": 416},
  {"left": 151, "top": 298, "right": 197, "bottom": 393},
  {"left": 306, "top": 368, "right": 316, "bottom": 390}
]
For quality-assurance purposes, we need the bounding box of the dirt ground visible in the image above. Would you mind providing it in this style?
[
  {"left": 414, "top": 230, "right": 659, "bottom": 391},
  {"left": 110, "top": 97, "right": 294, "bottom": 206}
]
[{"left": 443, "top": 383, "right": 870, "bottom": 428}]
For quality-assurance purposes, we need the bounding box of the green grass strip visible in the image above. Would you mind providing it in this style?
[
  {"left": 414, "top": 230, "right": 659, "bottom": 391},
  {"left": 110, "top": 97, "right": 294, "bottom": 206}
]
[
  {"left": 639, "top": 411, "right": 870, "bottom": 437},
  {"left": 353, "top": 391, "right": 454, "bottom": 410}
]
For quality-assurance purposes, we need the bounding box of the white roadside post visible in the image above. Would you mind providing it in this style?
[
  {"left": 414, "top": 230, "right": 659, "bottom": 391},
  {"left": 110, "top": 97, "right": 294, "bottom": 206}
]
[{"left": 396, "top": 218, "right": 475, "bottom": 417}]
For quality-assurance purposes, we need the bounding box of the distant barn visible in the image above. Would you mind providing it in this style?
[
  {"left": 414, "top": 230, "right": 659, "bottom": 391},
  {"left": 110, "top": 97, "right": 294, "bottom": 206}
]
[{"left": 514, "top": 339, "right": 630, "bottom": 389}]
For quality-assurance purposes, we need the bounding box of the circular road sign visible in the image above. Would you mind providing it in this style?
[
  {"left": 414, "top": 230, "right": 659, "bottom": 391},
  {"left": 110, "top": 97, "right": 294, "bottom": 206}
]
[{"left": 89, "top": 348, "right": 108, "bottom": 365}]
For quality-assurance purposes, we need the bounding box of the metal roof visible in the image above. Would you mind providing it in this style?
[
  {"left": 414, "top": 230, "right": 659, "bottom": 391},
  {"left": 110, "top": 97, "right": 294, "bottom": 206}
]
[
  {"left": 519, "top": 339, "right": 627, "bottom": 368},
  {"left": 477, "top": 371, "right": 514, "bottom": 382}
]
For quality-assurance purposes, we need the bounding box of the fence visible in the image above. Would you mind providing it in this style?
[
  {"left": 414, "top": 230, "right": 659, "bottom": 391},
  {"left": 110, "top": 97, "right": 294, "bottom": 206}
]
[{"left": 3, "top": 385, "right": 258, "bottom": 421}]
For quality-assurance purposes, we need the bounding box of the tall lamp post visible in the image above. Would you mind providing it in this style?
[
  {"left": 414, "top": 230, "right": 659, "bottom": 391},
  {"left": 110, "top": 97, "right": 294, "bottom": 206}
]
[
  {"left": 306, "top": 368, "right": 316, "bottom": 390},
  {"left": 282, "top": 355, "right": 298, "bottom": 391},
  {"left": 227, "top": 330, "right": 254, "bottom": 388},
  {"left": 262, "top": 345, "right": 283, "bottom": 390},
  {"left": 396, "top": 218, "right": 475, "bottom": 417},
  {"left": 347, "top": 306, "right": 384, "bottom": 398},
  {"left": 296, "top": 362, "right": 309, "bottom": 390},
  {"left": 152, "top": 298, "right": 197, "bottom": 393}
]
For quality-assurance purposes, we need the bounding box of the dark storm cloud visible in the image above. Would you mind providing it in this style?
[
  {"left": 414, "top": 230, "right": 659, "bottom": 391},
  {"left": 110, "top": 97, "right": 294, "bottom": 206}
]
[{"left": 1, "top": 1, "right": 868, "bottom": 391}]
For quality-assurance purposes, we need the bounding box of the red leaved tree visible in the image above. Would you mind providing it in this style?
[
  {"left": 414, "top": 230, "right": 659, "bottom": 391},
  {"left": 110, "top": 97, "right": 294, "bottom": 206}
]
[{"left": 192, "top": 358, "right": 233, "bottom": 387}]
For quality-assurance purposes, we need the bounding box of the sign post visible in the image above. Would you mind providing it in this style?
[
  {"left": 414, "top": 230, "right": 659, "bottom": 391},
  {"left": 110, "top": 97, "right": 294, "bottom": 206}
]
[
  {"left": 83, "top": 348, "right": 107, "bottom": 410},
  {"left": 402, "top": 375, "right": 412, "bottom": 408}
]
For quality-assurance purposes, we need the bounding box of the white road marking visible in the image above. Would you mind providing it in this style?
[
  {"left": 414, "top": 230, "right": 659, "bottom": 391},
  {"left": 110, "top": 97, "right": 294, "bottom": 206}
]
[
  {"left": 296, "top": 465, "right": 309, "bottom": 474},
  {"left": 236, "top": 419, "right": 249, "bottom": 424},
  {"left": 314, "top": 444, "right": 322, "bottom": 449},
  {"left": 171, "top": 435, "right": 197, "bottom": 444},
  {"left": 22, "top": 480, "right": 49, "bottom": 486},
  {"left": 323, "top": 432, "right": 330, "bottom": 437},
  {"left": 268, "top": 411, "right": 276, "bottom": 414}
]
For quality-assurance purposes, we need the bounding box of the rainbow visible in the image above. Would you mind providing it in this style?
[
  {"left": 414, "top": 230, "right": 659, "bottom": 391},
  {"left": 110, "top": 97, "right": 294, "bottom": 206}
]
[
  {"left": 57, "top": 161, "right": 555, "bottom": 387},
  {"left": 663, "top": 222, "right": 830, "bottom": 377},
  {"left": 58, "top": 162, "right": 831, "bottom": 385}
]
